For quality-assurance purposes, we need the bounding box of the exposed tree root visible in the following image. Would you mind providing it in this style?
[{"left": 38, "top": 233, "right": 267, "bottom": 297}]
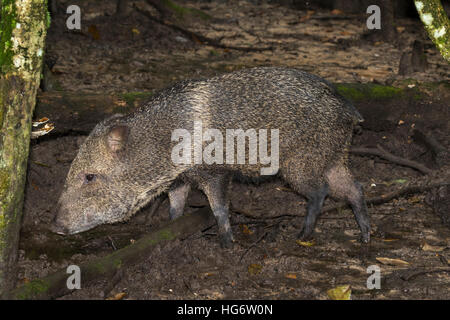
[
  {"left": 351, "top": 144, "right": 433, "bottom": 175},
  {"left": 8, "top": 207, "right": 215, "bottom": 300}
]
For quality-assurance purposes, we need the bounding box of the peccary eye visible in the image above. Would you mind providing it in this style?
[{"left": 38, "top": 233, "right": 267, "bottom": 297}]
[{"left": 84, "top": 174, "right": 96, "bottom": 184}]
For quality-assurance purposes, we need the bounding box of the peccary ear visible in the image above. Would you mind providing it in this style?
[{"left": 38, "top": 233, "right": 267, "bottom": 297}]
[{"left": 106, "top": 125, "right": 129, "bottom": 155}]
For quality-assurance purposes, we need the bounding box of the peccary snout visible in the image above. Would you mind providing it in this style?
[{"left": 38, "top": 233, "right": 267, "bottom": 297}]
[{"left": 51, "top": 202, "right": 104, "bottom": 235}]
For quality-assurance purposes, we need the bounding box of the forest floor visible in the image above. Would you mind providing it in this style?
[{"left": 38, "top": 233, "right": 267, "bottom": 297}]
[{"left": 17, "top": 0, "right": 450, "bottom": 300}]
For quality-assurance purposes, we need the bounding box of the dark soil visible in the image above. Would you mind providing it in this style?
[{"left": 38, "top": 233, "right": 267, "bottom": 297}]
[{"left": 17, "top": 0, "right": 450, "bottom": 300}]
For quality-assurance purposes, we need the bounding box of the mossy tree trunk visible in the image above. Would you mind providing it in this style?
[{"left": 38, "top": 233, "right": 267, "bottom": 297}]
[
  {"left": 0, "top": 0, "right": 49, "bottom": 297},
  {"left": 414, "top": 0, "right": 450, "bottom": 63}
]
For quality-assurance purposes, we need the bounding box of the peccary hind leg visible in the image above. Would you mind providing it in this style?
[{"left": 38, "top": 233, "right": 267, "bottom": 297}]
[
  {"left": 198, "top": 173, "right": 234, "bottom": 248},
  {"left": 298, "top": 185, "right": 329, "bottom": 241},
  {"left": 168, "top": 182, "right": 191, "bottom": 220},
  {"left": 348, "top": 181, "right": 370, "bottom": 243},
  {"left": 326, "top": 165, "right": 371, "bottom": 243}
]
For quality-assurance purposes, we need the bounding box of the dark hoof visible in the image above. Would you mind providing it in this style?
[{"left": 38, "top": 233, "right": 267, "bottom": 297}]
[
  {"left": 297, "top": 228, "right": 313, "bottom": 241},
  {"left": 360, "top": 232, "right": 371, "bottom": 244},
  {"left": 219, "top": 232, "right": 234, "bottom": 249}
]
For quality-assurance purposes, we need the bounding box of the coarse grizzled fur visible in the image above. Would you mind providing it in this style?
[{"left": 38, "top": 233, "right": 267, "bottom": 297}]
[{"left": 53, "top": 67, "right": 370, "bottom": 247}]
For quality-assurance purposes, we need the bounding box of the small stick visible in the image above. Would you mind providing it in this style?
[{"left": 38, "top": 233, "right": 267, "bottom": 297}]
[
  {"left": 400, "top": 267, "right": 450, "bottom": 281},
  {"left": 239, "top": 232, "right": 268, "bottom": 262},
  {"left": 351, "top": 145, "right": 433, "bottom": 175}
]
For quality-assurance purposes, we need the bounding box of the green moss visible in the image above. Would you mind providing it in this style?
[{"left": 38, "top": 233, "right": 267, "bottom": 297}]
[
  {"left": 143, "top": 228, "right": 176, "bottom": 246},
  {"left": 162, "top": 0, "right": 211, "bottom": 20},
  {"left": 413, "top": 93, "right": 424, "bottom": 100},
  {"left": 369, "top": 85, "right": 403, "bottom": 99},
  {"left": 209, "top": 50, "right": 219, "bottom": 56},
  {"left": 157, "top": 229, "right": 175, "bottom": 241},
  {"left": 0, "top": 167, "right": 10, "bottom": 195},
  {"left": 0, "top": 0, "right": 17, "bottom": 73},
  {"left": 335, "top": 83, "right": 404, "bottom": 101},
  {"left": 45, "top": 9, "right": 51, "bottom": 29},
  {"left": 93, "top": 261, "right": 107, "bottom": 274},
  {"left": 16, "top": 279, "right": 49, "bottom": 300},
  {"left": 113, "top": 258, "right": 122, "bottom": 269},
  {"left": 335, "top": 85, "right": 365, "bottom": 101},
  {"left": 420, "top": 80, "right": 450, "bottom": 90},
  {"left": 0, "top": 212, "right": 7, "bottom": 252},
  {"left": 0, "top": 91, "right": 3, "bottom": 127}
]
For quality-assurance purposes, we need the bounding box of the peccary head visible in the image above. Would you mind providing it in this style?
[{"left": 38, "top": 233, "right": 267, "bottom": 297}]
[{"left": 52, "top": 114, "right": 178, "bottom": 235}]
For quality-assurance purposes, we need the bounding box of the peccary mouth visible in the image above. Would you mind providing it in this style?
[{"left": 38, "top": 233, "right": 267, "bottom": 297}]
[
  {"left": 52, "top": 205, "right": 107, "bottom": 235},
  {"left": 51, "top": 219, "right": 101, "bottom": 235}
]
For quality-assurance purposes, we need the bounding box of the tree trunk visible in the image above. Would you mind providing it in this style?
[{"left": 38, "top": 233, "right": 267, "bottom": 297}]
[
  {"left": 414, "top": 0, "right": 450, "bottom": 63},
  {"left": 0, "top": 0, "right": 48, "bottom": 297}
]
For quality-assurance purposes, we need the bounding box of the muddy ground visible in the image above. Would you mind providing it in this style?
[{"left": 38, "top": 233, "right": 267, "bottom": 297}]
[{"left": 17, "top": 0, "right": 450, "bottom": 299}]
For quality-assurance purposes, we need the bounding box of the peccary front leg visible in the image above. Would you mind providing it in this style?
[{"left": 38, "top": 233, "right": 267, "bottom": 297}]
[
  {"left": 298, "top": 185, "right": 328, "bottom": 241},
  {"left": 168, "top": 182, "right": 191, "bottom": 220},
  {"left": 198, "top": 173, "right": 234, "bottom": 248}
]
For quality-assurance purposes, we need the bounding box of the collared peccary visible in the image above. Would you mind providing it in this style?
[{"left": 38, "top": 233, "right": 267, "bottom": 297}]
[{"left": 52, "top": 67, "right": 370, "bottom": 248}]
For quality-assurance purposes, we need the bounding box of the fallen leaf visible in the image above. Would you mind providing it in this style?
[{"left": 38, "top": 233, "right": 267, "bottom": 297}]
[
  {"left": 106, "top": 292, "right": 126, "bottom": 300},
  {"left": 241, "top": 224, "right": 254, "bottom": 235},
  {"left": 285, "top": 273, "right": 297, "bottom": 279},
  {"left": 296, "top": 240, "right": 315, "bottom": 247},
  {"left": 201, "top": 272, "right": 215, "bottom": 278},
  {"left": 376, "top": 257, "right": 409, "bottom": 266},
  {"left": 331, "top": 9, "right": 343, "bottom": 15},
  {"left": 327, "top": 285, "right": 351, "bottom": 300},
  {"left": 88, "top": 25, "right": 100, "bottom": 40},
  {"left": 299, "top": 10, "right": 315, "bottom": 22},
  {"left": 248, "top": 264, "right": 263, "bottom": 275},
  {"left": 131, "top": 28, "right": 140, "bottom": 35},
  {"left": 422, "top": 243, "right": 445, "bottom": 252},
  {"left": 408, "top": 196, "right": 421, "bottom": 203}
]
